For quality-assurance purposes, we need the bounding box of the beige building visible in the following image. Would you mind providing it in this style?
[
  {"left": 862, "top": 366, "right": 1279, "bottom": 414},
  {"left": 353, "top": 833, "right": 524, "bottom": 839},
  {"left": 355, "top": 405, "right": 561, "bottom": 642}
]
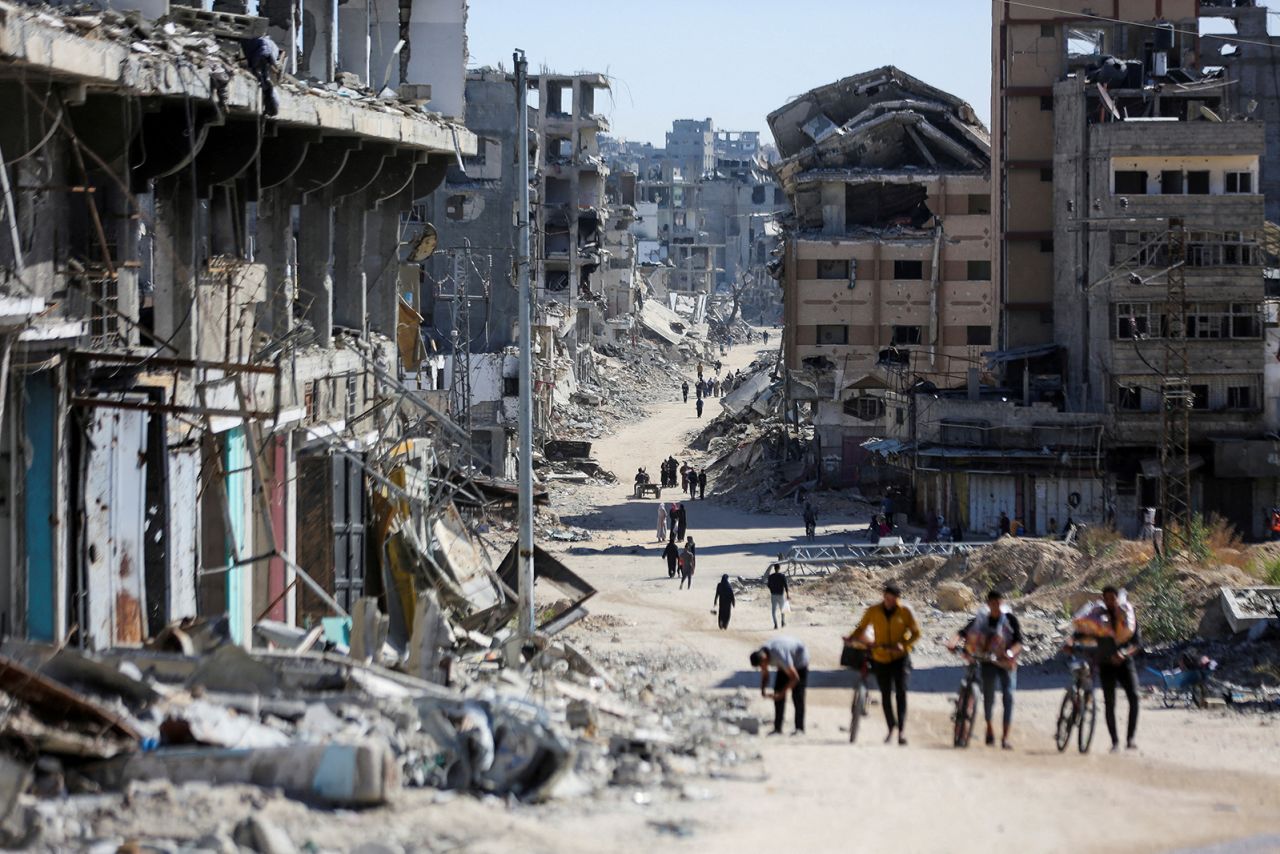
[
  {"left": 769, "top": 67, "right": 993, "bottom": 484},
  {"left": 991, "top": 0, "right": 1199, "bottom": 348}
]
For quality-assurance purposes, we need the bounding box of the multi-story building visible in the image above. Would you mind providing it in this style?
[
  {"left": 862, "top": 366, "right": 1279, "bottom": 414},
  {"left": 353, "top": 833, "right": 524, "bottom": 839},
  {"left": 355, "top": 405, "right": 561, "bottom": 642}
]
[
  {"left": 917, "top": 1, "right": 1280, "bottom": 539},
  {"left": 666, "top": 118, "right": 716, "bottom": 180},
  {"left": 769, "top": 66, "right": 994, "bottom": 485},
  {"left": 0, "top": 0, "right": 472, "bottom": 645}
]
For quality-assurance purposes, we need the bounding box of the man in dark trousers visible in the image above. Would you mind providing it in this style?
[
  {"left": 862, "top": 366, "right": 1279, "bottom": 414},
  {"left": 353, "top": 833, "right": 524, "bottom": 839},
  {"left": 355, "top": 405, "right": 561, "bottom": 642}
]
[
  {"left": 675, "top": 502, "right": 687, "bottom": 541},
  {"left": 696, "top": 397, "right": 704, "bottom": 418},
  {"left": 698, "top": 469, "right": 707, "bottom": 499},
  {"left": 682, "top": 380, "right": 689, "bottom": 403},
  {"left": 999, "top": 511, "right": 1011, "bottom": 537},
  {"left": 767, "top": 565, "right": 790, "bottom": 628},
  {"left": 750, "top": 636, "right": 809, "bottom": 735},
  {"left": 662, "top": 538, "right": 680, "bottom": 578}
]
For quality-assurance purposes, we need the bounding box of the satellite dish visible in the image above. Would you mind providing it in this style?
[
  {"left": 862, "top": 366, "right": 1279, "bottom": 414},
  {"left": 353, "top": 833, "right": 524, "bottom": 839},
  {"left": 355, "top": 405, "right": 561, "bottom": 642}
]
[{"left": 406, "top": 223, "right": 438, "bottom": 262}]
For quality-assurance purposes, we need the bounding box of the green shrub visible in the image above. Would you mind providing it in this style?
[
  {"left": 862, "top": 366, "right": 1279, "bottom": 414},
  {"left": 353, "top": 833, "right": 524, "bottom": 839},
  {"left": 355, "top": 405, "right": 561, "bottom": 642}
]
[{"left": 1136, "top": 559, "right": 1194, "bottom": 644}]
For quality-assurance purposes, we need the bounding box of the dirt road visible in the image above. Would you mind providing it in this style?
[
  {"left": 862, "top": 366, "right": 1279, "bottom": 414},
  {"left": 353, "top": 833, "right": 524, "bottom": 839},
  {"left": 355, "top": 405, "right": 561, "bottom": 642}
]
[{"left": 530, "top": 334, "right": 1280, "bottom": 854}]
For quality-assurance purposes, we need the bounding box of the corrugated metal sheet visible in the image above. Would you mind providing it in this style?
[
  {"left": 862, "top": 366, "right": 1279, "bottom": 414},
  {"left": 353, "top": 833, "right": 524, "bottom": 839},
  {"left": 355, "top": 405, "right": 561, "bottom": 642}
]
[
  {"left": 967, "top": 474, "right": 1016, "bottom": 539},
  {"left": 83, "top": 407, "right": 148, "bottom": 649},
  {"left": 166, "top": 448, "right": 199, "bottom": 620},
  {"left": 1033, "top": 477, "right": 1105, "bottom": 536}
]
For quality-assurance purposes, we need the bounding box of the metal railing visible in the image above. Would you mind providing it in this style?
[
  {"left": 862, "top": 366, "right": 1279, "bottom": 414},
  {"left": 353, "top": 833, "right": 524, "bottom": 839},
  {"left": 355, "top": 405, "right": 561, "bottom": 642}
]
[{"left": 765, "top": 539, "right": 990, "bottom": 578}]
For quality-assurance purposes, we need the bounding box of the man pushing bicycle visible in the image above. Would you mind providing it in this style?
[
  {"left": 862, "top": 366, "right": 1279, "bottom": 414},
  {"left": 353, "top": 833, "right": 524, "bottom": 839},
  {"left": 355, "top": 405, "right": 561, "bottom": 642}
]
[{"left": 949, "top": 589, "right": 1023, "bottom": 750}]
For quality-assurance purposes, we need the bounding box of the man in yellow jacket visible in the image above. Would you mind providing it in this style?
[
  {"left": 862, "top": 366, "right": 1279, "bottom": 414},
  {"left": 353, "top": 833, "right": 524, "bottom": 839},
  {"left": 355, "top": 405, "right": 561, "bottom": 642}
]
[{"left": 846, "top": 582, "right": 921, "bottom": 745}]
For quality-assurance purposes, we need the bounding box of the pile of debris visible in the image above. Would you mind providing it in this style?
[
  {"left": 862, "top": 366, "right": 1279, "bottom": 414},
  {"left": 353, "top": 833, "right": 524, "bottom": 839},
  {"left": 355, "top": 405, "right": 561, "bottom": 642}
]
[
  {"left": 552, "top": 342, "right": 683, "bottom": 444},
  {"left": 686, "top": 356, "right": 815, "bottom": 511}
]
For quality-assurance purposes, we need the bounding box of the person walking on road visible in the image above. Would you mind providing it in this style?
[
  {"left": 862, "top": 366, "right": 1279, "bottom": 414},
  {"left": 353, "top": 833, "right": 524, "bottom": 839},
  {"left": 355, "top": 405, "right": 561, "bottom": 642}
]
[
  {"left": 713, "top": 574, "right": 735, "bottom": 629},
  {"left": 675, "top": 502, "right": 687, "bottom": 541},
  {"left": 950, "top": 590, "right": 1023, "bottom": 749},
  {"left": 698, "top": 469, "right": 707, "bottom": 500},
  {"left": 1074, "top": 585, "right": 1142, "bottom": 752},
  {"left": 682, "top": 380, "right": 689, "bottom": 403},
  {"left": 696, "top": 397, "right": 704, "bottom": 419},
  {"left": 749, "top": 636, "right": 809, "bottom": 735},
  {"left": 662, "top": 538, "right": 679, "bottom": 578},
  {"left": 656, "top": 502, "right": 667, "bottom": 542},
  {"left": 767, "top": 565, "right": 790, "bottom": 628},
  {"left": 679, "top": 538, "right": 696, "bottom": 589},
  {"left": 849, "top": 582, "right": 920, "bottom": 745},
  {"left": 803, "top": 501, "right": 817, "bottom": 541}
]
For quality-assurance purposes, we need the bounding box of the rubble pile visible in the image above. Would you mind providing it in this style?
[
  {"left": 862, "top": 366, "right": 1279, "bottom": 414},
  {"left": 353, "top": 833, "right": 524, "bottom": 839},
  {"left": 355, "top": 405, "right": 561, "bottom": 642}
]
[
  {"left": 552, "top": 343, "right": 684, "bottom": 444},
  {"left": 15, "top": 3, "right": 457, "bottom": 124}
]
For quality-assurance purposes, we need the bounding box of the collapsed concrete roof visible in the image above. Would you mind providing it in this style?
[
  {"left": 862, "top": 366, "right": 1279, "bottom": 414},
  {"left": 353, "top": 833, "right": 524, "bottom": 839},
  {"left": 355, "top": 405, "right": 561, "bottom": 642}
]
[{"left": 767, "top": 66, "right": 990, "bottom": 176}]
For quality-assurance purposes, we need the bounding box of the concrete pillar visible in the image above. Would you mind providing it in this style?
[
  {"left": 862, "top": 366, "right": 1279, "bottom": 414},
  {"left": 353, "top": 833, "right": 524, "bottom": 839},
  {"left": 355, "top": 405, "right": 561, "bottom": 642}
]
[
  {"left": 209, "top": 186, "right": 241, "bottom": 258},
  {"left": 365, "top": 191, "right": 404, "bottom": 347},
  {"left": 153, "top": 175, "right": 198, "bottom": 359},
  {"left": 298, "top": 194, "right": 334, "bottom": 346},
  {"left": 332, "top": 200, "right": 367, "bottom": 334},
  {"left": 255, "top": 186, "right": 295, "bottom": 340},
  {"left": 108, "top": 180, "right": 140, "bottom": 345}
]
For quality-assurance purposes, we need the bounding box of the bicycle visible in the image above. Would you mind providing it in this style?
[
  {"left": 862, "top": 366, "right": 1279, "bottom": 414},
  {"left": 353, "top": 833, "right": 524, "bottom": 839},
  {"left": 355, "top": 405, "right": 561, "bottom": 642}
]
[
  {"left": 951, "top": 648, "right": 996, "bottom": 748},
  {"left": 843, "top": 643, "right": 872, "bottom": 744},
  {"left": 1055, "top": 644, "right": 1098, "bottom": 754}
]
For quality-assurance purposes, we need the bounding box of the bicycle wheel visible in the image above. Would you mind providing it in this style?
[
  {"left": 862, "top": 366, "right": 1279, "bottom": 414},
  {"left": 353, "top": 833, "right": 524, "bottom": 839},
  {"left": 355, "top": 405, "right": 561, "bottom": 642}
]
[
  {"left": 953, "top": 680, "right": 978, "bottom": 748},
  {"left": 1077, "top": 691, "right": 1097, "bottom": 754},
  {"left": 849, "top": 680, "right": 867, "bottom": 744},
  {"left": 1055, "top": 690, "right": 1076, "bottom": 752}
]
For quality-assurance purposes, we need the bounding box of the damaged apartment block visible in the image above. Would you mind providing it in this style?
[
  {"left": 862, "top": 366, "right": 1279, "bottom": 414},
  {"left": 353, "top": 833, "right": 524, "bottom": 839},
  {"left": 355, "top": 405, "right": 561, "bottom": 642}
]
[
  {"left": 768, "top": 66, "right": 994, "bottom": 486},
  {"left": 0, "top": 0, "right": 476, "bottom": 647}
]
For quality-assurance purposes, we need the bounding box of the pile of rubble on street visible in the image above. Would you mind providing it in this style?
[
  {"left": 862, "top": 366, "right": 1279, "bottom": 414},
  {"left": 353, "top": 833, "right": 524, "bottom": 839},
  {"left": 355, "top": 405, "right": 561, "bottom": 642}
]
[{"left": 0, "top": 505, "right": 757, "bottom": 852}]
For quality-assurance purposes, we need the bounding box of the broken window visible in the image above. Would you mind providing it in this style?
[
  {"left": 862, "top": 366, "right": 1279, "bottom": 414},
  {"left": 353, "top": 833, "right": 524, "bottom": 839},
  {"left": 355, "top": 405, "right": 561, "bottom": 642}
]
[
  {"left": 1039, "top": 239, "right": 1054, "bottom": 253},
  {"left": 816, "top": 324, "right": 849, "bottom": 345},
  {"left": 1040, "top": 167, "right": 1053, "bottom": 182},
  {"left": 1190, "top": 384, "right": 1210, "bottom": 410},
  {"left": 1040, "top": 23, "right": 1054, "bottom": 38},
  {"left": 967, "top": 194, "right": 991, "bottom": 215},
  {"left": 967, "top": 260, "right": 992, "bottom": 281},
  {"left": 1231, "top": 303, "right": 1261, "bottom": 338},
  {"left": 1113, "top": 171, "right": 1147, "bottom": 194},
  {"left": 1116, "top": 384, "right": 1142, "bottom": 411},
  {"left": 1160, "top": 170, "right": 1183, "bottom": 195},
  {"left": 1225, "top": 171, "right": 1253, "bottom": 193},
  {"left": 894, "top": 260, "right": 924, "bottom": 280},
  {"left": 1115, "top": 303, "right": 1162, "bottom": 339},
  {"left": 1040, "top": 95, "right": 1054, "bottom": 111},
  {"left": 966, "top": 325, "right": 992, "bottom": 346},
  {"left": 1227, "top": 384, "right": 1255, "bottom": 410},
  {"left": 892, "top": 325, "right": 923, "bottom": 345},
  {"left": 774, "top": 187, "right": 786, "bottom": 205},
  {"left": 1066, "top": 27, "right": 1105, "bottom": 58},
  {"left": 1186, "top": 171, "right": 1210, "bottom": 194},
  {"left": 752, "top": 185, "right": 767, "bottom": 204},
  {"left": 843, "top": 396, "right": 885, "bottom": 421},
  {"left": 817, "top": 259, "right": 851, "bottom": 280}
]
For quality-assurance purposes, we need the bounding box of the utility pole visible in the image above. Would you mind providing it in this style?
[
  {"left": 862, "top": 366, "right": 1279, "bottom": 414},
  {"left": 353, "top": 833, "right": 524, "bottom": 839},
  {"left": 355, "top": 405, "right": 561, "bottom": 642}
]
[
  {"left": 1160, "top": 217, "right": 1192, "bottom": 548},
  {"left": 514, "top": 50, "right": 536, "bottom": 639}
]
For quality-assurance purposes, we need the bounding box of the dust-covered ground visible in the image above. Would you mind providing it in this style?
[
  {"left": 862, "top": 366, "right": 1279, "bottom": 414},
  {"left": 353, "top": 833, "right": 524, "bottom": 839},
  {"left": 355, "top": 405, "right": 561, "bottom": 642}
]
[{"left": 31, "top": 332, "right": 1280, "bottom": 853}]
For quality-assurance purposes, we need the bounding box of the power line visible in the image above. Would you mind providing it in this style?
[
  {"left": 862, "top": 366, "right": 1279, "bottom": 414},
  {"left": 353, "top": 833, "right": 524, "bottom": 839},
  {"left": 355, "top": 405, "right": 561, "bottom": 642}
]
[{"left": 1000, "top": 0, "right": 1280, "bottom": 52}]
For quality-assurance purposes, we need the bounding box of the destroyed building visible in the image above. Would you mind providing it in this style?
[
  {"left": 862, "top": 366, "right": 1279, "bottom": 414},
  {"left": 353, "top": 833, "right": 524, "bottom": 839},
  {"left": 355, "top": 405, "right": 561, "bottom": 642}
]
[
  {"left": 768, "top": 66, "right": 994, "bottom": 485},
  {"left": 0, "top": 0, "right": 476, "bottom": 647},
  {"left": 991, "top": 0, "right": 1280, "bottom": 347},
  {"left": 908, "top": 1, "right": 1280, "bottom": 539}
]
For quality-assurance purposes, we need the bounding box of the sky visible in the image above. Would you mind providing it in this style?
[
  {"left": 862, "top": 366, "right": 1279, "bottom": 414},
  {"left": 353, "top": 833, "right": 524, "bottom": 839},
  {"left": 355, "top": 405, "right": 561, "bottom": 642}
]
[{"left": 465, "top": 0, "right": 993, "bottom": 146}]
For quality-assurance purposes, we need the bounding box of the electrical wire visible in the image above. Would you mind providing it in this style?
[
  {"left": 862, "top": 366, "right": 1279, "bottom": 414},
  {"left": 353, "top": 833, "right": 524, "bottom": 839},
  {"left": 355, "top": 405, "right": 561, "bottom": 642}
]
[{"left": 999, "top": 0, "right": 1280, "bottom": 52}]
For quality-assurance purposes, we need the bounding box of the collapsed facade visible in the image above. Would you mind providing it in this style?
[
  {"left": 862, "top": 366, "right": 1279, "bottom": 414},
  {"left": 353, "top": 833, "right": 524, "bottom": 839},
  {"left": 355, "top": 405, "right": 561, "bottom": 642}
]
[
  {"left": 0, "top": 0, "right": 478, "bottom": 647},
  {"left": 769, "top": 67, "right": 994, "bottom": 485}
]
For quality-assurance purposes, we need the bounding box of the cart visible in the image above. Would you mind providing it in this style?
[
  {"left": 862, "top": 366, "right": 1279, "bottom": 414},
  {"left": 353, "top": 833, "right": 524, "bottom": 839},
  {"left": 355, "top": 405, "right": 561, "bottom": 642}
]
[
  {"left": 1147, "top": 665, "right": 1213, "bottom": 709},
  {"left": 633, "top": 482, "right": 662, "bottom": 500}
]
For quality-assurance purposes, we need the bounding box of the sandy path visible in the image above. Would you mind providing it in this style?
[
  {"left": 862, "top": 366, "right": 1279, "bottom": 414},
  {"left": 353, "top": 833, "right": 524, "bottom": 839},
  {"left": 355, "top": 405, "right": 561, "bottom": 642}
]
[{"left": 531, "top": 331, "right": 1280, "bottom": 854}]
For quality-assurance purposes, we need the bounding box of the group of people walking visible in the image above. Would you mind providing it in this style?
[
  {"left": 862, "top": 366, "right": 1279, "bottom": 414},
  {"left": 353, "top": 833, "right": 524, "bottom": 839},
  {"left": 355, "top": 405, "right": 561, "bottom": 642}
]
[
  {"left": 748, "top": 581, "right": 1142, "bottom": 751},
  {"left": 656, "top": 456, "right": 708, "bottom": 499}
]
